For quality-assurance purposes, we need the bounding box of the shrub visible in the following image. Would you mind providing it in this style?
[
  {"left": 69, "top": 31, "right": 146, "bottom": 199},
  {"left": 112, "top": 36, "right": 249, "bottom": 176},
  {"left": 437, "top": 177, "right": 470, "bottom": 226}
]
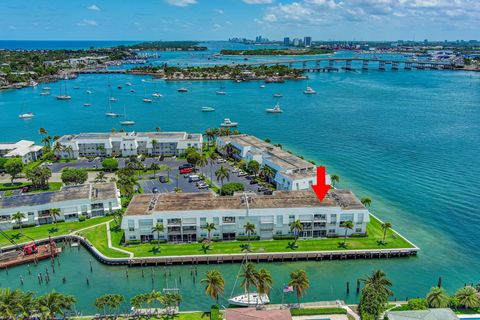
[
  {"left": 13, "top": 223, "right": 36, "bottom": 229},
  {"left": 220, "top": 182, "right": 244, "bottom": 196},
  {"left": 210, "top": 305, "right": 220, "bottom": 320},
  {"left": 236, "top": 235, "right": 260, "bottom": 241},
  {"left": 126, "top": 240, "right": 141, "bottom": 245},
  {"left": 273, "top": 235, "right": 296, "bottom": 240},
  {"left": 290, "top": 308, "right": 347, "bottom": 316},
  {"left": 198, "top": 237, "right": 220, "bottom": 243},
  {"left": 351, "top": 233, "right": 368, "bottom": 238},
  {"left": 78, "top": 216, "right": 86, "bottom": 222},
  {"left": 149, "top": 239, "right": 167, "bottom": 244},
  {"left": 102, "top": 158, "right": 119, "bottom": 171}
]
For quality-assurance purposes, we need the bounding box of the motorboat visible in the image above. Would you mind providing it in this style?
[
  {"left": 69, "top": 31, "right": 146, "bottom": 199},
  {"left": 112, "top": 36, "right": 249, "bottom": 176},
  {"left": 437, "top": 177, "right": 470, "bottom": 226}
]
[
  {"left": 201, "top": 106, "right": 215, "bottom": 112},
  {"left": 109, "top": 97, "right": 118, "bottom": 102},
  {"left": 130, "top": 89, "right": 135, "bottom": 93},
  {"left": 235, "top": 80, "right": 242, "bottom": 83},
  {"left": 18, "top": 112, "right": 34, "bottom": 119},
  {"left": 303, "top": 86, "right": 317, "bottom": 94},
  {"left": 228, "top": 293, "right": 270, "bottom": 307},
  {"left": 177, "top": 87, "right": 188, "bottom": 92},
  {"left": 216, "top": 91, "right": 226, "bottom": 95},
  {"left": 117, "top": 85, "right": 122, "bottom": 89},
  {"left": 83, "top": 103, "right": 92, "bottom": 107},
  {"left": 143, "top": 98, "right": 153, "bottom": 103},
  {"left": 86, "top": 90, "right": 93, "bottom": 94},
  {"left": 39, "top": 92, "right": 51, "bottom": 96},
  {"left": 266, "top": 103, "right": 283, "bottom": 113},
  {"left": 259, "top": 84, "right": 266, "bottom": 88},
  {"left": 56, "top": 95, "right": 71, "bottom": 100},
  {"left": 152, "top": 93, "right": 162, "bottom": 97},
  {"left": 120, "top": 120, "right": 135, "bottom": 126},
  {"left": 273, "top": 93, "right": 283, "bottom": 97},
  {"left": 42, "top": 87, "right": 51, "bottom": 90},
  {"left": 125, "top": 82, "right": 132, "bottom": 86},
  {"left": 220, "top": 118, "right": 238, "bottom": 127}
]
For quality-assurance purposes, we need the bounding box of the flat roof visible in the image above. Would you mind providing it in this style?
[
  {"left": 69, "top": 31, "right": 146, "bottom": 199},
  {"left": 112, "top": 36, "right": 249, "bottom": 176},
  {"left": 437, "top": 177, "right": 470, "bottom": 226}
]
[
  {"left": 125, "top": 189, "right": 365, "bottom": 216},
  {"left": 386, "top": 309, "right": 458, "bottom": 320},
  {"left": 0, "top": 183, "right": 117, "bottom": 209},
  {"left": 57, "top": 131, "right": 201, "bottom": 142}
]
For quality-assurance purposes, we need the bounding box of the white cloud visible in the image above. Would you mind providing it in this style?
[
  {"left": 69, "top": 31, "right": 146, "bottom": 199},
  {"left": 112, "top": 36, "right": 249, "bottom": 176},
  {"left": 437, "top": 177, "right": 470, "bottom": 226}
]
[
  {"left": 87, "top": 4, "right": 100, "bottom": 11},
  {"left": 77, "top": 19, "right": 98, "bottom": 26},
  {"left": 214, "top": 8, "right": 224, "bottom": 14},
  {"left": 165, "top": 0, "right": 197, "bottom": 7},
  {"left": 243, "top": 0, "right": 274, "bottom": 4}
]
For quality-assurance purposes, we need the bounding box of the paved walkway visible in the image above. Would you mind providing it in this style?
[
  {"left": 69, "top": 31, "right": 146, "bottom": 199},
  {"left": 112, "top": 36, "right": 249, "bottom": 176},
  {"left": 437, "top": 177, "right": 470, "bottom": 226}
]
[{"left": 106, "top": 221, "right": 134, "bottom": 258}]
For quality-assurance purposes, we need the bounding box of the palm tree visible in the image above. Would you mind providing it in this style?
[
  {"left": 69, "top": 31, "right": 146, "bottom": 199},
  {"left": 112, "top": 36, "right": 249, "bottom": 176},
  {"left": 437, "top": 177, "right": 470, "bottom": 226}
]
[
  {"left": 53, "top": 142, "right": 63, "bottom": 155},
  {"left": 289, "top": 269, "right": 310, "bottom": 305},
  {"left": 202, "top": 222, "right": 216, "bottom": 242},
  {"left": 151, "top": 223, "right": 164, "bottom": 248},
  {"left": 381, "top": 222, "right": 392, "bottom": 244},
  {"left": 49, "top": 208, "right": 61, "bottom": 224},
  {"left": 340, "top": 220, "right": 354, "bottom": 246},
  {"left": 360, "top": 197, "right": 372, "bottom": 207},
  {"left": 215, "top": 165, "right": 230, "bottom": 187},
  {"left": 290, "top": 219, "right": 304, "bottom": 242},
  {"left": 260, "top": 165, "right": 275, "bottom": 183},
  {"left": 198, "top": 155, "right": 208, "bottom": 176},
  {"left": 255, "top": 268, "right": 273, "bottom": 297},
  {"left": 330, "top": 174, "right": 340, "bottom": 187},
  {"left": 240, "top": 262, "right": 259, "bottom": 298},
  {"left": 455, "top": 286, "right": 480, "bottom": 309},
  {"left": 244, "top": 222, "right": 256, "bottom": 243},
  {"left": 12, "top": 211, "right": 25, "bottom": 229},
  {"left": 209, "top": 153, "right": 217, "bottom": 181},
  {"left": 37, "top": 290, "right": 76, "bottom": 319},
  {"left": 150, "top": 163, "right": 160, "bottom": 177},
  {"left": 155, "top": 127, "right": 161, "bottom": 132},
  {"left": 426, "top": 287, "right": 450, "bottom": 308},
  {"left": 151, "top": 139, "right": 159, "bottom": 154},
  {"left": 94, "top": 171, "right": 107, "bottom": 183},
  {"left": 359, "top": 270, "right": 393, "bottom": 318},
  {"left": 201, "top": 270, "right": 225, "bottom": 303},
  {"left": 361, "top": 269, "right": 393, "bottom": 297},
  {"left": 39, "top": 127, "right": 47, "bottom": 137}
]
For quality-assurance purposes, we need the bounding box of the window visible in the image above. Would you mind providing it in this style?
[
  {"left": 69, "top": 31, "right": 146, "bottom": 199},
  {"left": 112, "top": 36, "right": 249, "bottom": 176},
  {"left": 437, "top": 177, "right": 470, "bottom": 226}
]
[
  {"left": 167, "top": 218, "right": 181, "bottom": 225},
  {"left": 356, "top": 213, "right": 364, "bottom": 224},
  {"left": 276, "top": 215, "right": 283, "bottom": 227},
  {"left": 328, "top": 229, "right": 336, "bottom": 234},
  {"left": 355, "top": 228, "right": 362, "bottom": 233},
  {"left": 199, "top": 217, "right": 206, "bottom": 227},
  {"left": 129, "top": 236, "right": 136, "bottom": 240},
  {"left": 222, "top": 216, "right": 235, "bottom": 223},
  {"left": 157, "top": 218, "right": 163, "bottom": 224},
  {"left": 314, "top": 214, "right": 326, "bottom": 220},
  {"left": 288, "top": 215, "right": 295, "bottom": 223}
]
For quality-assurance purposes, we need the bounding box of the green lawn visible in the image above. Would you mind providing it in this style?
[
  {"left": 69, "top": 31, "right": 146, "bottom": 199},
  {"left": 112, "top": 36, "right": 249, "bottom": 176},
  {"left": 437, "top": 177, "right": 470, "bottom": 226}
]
[
  {"left": 26, "top": 182, "right": 63, "bottom": 193},
  {"left": 0, "top": 216, "right": 112, "bottom": 247},
  {"left": 0, "top": 182, "right": 62, "bottom": 193},
  {"left": 80, "top": 222, "right": 130, "bottom": 258},
  {"left": 110, "top": 215, "right": 415, "bottom": 258}
]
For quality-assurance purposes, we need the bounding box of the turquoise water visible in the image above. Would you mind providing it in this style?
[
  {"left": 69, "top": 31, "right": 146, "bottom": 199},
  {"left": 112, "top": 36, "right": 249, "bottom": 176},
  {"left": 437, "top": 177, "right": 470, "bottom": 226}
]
[{"left": 0, "top": 43, "right": 479, "bottom": 314}]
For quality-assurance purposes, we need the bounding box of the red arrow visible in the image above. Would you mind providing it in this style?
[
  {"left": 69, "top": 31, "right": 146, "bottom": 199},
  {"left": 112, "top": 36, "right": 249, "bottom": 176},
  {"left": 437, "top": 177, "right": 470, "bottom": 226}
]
[{"left": 311, "top": 166, "right": 330, "bottom": 202}]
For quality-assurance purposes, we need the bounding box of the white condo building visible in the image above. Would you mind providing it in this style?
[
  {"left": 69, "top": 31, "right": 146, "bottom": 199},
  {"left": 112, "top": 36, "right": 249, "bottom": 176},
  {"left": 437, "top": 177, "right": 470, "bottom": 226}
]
[
  {"left": 216, "top": 134, "right": 327, "bottom": 191},
  {"left": 54, "top": 131, "right": 203, "bottom": 159},
  {"left": 121, "top": 189, "right": 369, "bottom": 243},
  {"left": 0, "top": 183, "right": 121, "bottom": 230},
  {"left": 0, "top": 140, "right": 43, "bottom": 164}
]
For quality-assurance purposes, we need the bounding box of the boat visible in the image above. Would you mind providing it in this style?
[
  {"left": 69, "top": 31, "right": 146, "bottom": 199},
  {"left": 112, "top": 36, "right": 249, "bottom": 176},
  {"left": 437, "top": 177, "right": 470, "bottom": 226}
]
[
  {"left": 303, "top": 86, "right": 317, "bottom": 94},
  {"left": 220, "top": 118, "right": 238, "bottom": 127},
  {"left": 273, "top": 93, "right": 283, "bottom": 97},
  {"left": 105, "top": 100, "right": 121, "bottom": 117},
  {"left": 42, "top": 87, "right": 51, "bottom": 90},
  {"left": 143, "top": 98, "right": 153, "bottom": 103},
  {"left": 130, "top": 89, "right": 136, "bottom": 93},
  {"left": 83, "top": 103, "right": 92, "bottom": 107},
  {"left": 39, "top": 92, "right": 51, "bottom": 96},
  {"left": 117, "top": 85, "right": 122, "bottom": 89},
  {"left": 228, "top": 293, "right": 270, "bottom": 307},
  {"left": 235, "top": 80, "right": 242, "bottom": 83},
  {"left": 86, "top": 90, "right": 93, "bottom": 94},
  {"left": 216, "top": 91, "right": 226, "bottom": 95},
  {"left": 56, "top": 77, "right": 71, "bottom": 100},
  {"left": 152, "top": 93, "right": 162, "bottom": 97},
  {"left": 266, "top": 103, "right": 283, "bottom": 113},
  {"left": 259, "top": 85, "right": 266, "bottom": 88},
  {"left": 109, "top": 97, "right": 118, "bottom": 102},
  {"left": 18, "top": 112, "right": 34, "bottom": 119},
  {"left": 125, "top": 82, "right": 132, "bottom": 86},
  {"left": 56, "top": 95, "right": 71, "bottom": 100},
  {"left": 177, "top": 87, "right": 188, "bottom": 92},
  {"left": 201, "top": 106, "right": 215, "bottom": 112},
  {"left": 120, "top": 105, "right": 135, "bottom": 125}
]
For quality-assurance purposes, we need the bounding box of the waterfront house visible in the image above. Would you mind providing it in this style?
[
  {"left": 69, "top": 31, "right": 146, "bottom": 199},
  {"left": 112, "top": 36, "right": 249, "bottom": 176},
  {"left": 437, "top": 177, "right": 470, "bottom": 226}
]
[
  {"left": 0, "top": 183, "right": 121, "bottom": 230},
  {"left": 385, "top": 309, "right": 458, "bottom": 320},
  {"left": 121, "top": 189, "right": 369, "bottom": 243},
  {"left": 0, "top": 140, "right": 43, "bottom": 164},
  {"left": 216, "top": 134, "right": 326, "bottom": 191},
  {"left": 225, "top": 308, "right": 292, "bottom": 320},
  {"left": 53, "top": 131, "right": 203, "bottom": 159}
]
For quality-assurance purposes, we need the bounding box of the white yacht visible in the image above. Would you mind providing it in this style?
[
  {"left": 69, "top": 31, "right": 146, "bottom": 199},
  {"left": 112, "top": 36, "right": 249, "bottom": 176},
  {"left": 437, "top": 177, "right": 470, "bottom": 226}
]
[
  {"left": 220, "top": 118, "right": 238, "bottom": 127},
  {"left": 86, "top": 90, "right": 93, "bottom": 94},
  {"left": 83, "top": 103, "right": 92, "bottom": 107},
  {"left": 259, "top": 84, "right": 266, "bottom": 88},
  {"left": 143, "top": 98, "right": 153, "bottom": 103},
  {"left": 228, "top": 293, "right": 270, "bottom": 307},
  {"left": 56, "top": 77, "right": 71, "bottom": 100},
  {"left": 39, "top": 92, "right": 51, "bottom": 96},
  {"left": 201, "top": 106, "right": 215, "bottom": 112},
  {"left": 106, "top": 112, "right": 121, "bottom": 117},
  {"left": 303, "top": 86, "right": 317, "bottom": 94},
  {"left": 109, "top": 97, "right": 118, "bottom": 102},
  {"left": 120, "top": 105, "right": 135, "bottom": 125},
  {"left": 42, "top": 87, "right": 51, "bottom": 90},
  {"left": 273, "top": 93, "right": 283, "bottom": 98},
  {"left": 56, "top": 95, "right": 71, "bottom": 100},
  {"left": 125, "top": 82, "right": 132, "bottom": 86},
  {"left": 266, "top": 103, "right": 283, "bottom": 113},
  {"left": 216, "top": 91, "right": 226, "bottom": 95},
  {"left": 177, "top": 87, "right": 188, "bottom": 92},
  {"left": 18, "top": 112, "right": 34, "bottom": 119},
  {"left": 152, "top": 93, "right": 162, "bottom": 98}
]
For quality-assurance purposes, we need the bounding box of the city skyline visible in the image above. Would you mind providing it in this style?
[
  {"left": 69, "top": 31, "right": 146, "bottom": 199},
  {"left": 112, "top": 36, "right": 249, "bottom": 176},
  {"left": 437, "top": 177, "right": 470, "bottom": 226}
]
[{"left": 0, "top": 0, "right": 479, "bottom": 41}]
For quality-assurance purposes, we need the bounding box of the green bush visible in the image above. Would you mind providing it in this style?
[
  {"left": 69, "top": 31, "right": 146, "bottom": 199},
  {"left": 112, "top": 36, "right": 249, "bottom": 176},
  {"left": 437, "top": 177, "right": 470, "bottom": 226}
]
[
  {"left": 102, "top": 158, "right": 119, "bottom": 171},
  {"left": 126, "top": 240, "right": 141, "bottom": 245},
  {"left": 78, "top": 216, "right": 86, "bottom": 222},
  {"left": 210, "top": 305, "right": 220, "bottom": 320},
  {"left": 12, "top": 223, "right": 37, "bottom": 229},
  {"left": 198, "top": 237, "right": 220, "bottom": 243},
  {"left": 149, "top": 239, "right": 167, "bottom": 244},
  {"left": 236, "top": 235, "right": 260, "bottom": 241},
  {"left": 220, "top": 182, "right": 244, "bottom": 196},
  {"left": 290, "top": 308, "right": 347, "bottom": 316},
  {"left": 273, "top": 235, "right": 296, "bottom": 240},
  {"left": 351, "top": 233, "right": 368, "bottom": 238}
]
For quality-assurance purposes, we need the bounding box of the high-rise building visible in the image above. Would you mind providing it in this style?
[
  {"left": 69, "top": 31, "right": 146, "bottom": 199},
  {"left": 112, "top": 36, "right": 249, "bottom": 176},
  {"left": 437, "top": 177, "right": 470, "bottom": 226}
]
[
  {"left": 304, "top": 36, "right": 312, "bottom": 47},
  {"left": 255, "top": 35, "right": 263, "bottom": 43},
  {"left": 292, "top": 38, "right": 301, "bottom": 46},
  {"left": 283, "top": 37, "right": 290, "bottom": 46}
]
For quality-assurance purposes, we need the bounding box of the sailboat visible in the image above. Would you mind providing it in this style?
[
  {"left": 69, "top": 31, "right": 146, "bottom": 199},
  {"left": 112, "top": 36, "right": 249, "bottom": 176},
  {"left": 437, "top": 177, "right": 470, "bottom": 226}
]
[
  {"left": 105, "top": 100, "right": 121, "bottom": 117},
  {"left": 120, "top": 105, "right": 135, "bottom": 125},
  {"left": 228, "top": 193, "right": 270, "bottom": 307},
  {"left": 56, "top": 77, "right": 72, "bottom": 100}
]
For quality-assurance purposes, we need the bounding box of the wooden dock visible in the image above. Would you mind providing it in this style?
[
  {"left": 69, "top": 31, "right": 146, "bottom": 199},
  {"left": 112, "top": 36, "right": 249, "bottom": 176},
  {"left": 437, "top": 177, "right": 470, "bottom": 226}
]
[{"left": 0, "top": 245, "right": 61, "bottom": 269}]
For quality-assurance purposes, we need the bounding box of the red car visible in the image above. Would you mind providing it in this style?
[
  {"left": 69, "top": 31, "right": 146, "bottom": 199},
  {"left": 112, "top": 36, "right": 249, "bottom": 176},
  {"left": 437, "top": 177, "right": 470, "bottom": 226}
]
[
  {"left": 179, "top": 167, "right": 193, "bottom": 174},
  {"left": 21, "top": 186, "right": 29, "bottom": 193}
]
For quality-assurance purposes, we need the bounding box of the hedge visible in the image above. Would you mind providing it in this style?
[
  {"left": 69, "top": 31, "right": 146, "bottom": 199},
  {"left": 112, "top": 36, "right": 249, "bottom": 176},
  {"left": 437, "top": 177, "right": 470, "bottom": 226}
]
[
  {"left": 198, "top": 237, "right": 220, "bottom": 243},
  {"left": 149, "top": 239, "right": 167, "bottom": 244},
  {"left": 210, "top": 305, "right": 220, "bottom": 320},
  {"left": 236, "top": 235, "right": 260, "bottom": 241},
  {"left": 126, "top": 240, "right": 141, "bottom": 245},
  {"left": 273, "top": 235, "right": 296, "bottom": 240},
  {"left": 290, "top": 308, "right": 347, "bottom": 316},
  {"left": 220, "top": 182, "right": 244, "bottom": 196}
]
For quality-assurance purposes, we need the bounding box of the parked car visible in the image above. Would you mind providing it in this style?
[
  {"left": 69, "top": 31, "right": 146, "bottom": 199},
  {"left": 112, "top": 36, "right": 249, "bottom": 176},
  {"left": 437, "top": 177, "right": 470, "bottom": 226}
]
[
  {"left": 263, "top": 190, "right": 273, "bottom": 195},
  {"left": 217, "top": 158, "right": 226, "bottom": 163},
  {"left": 179, "top": 167, "right": 193, "bottom": 174},
  {"left": 21, "top": 186, "right": 29, "bottom": 193},
  {"left": 257, "top": 186, "right": 268, "bottom": 192},
  {"left": 152, "top": 187, "right": 159, "bottom": 193},
  {"left": 188, "top": 175, "right": 201, "bottom": 183},
  {"left": 159, "top": 176, "right": 168, "bottom": 183},
  {"left": 249, "top": 180, "right": 258, "bottom": 185},
  {"left": 178, "top": 163, "right": 193, "bottom": 170}
]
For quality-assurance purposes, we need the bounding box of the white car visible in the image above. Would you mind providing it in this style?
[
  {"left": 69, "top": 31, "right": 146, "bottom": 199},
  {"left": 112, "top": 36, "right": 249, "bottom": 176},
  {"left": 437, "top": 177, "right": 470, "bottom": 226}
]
[{"left": 217, "top": 158, "right": 227, "bottom": 163}]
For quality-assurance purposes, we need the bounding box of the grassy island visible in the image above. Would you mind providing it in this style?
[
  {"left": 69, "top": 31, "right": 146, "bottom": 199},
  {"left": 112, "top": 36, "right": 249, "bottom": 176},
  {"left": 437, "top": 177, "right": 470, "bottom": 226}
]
[
  {"left": 130, "top": 65, "right": 305, "bottom": 81},
  {"left": 219, "top": 48, "right": 334, "bottom": 56}
]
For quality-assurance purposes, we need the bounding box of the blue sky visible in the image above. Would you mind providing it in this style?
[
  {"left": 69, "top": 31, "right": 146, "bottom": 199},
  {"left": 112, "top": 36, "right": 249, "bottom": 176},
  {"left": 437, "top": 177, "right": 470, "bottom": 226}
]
[{"left": 1, "top": 0, "right": 478, "bottom": 41}]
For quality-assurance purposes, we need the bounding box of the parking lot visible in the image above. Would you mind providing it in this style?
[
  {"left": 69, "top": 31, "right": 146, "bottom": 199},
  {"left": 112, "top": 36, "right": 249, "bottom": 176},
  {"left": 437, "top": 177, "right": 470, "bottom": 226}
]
[
  {"left": 46, "top": 157, "right": 172, "bottom": 173},
  {"left": 0, "top": 189, "right": 22, "bottom": 198},
  {"left": 139, "top": 173, "right": 211, "bottom": 194}
]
